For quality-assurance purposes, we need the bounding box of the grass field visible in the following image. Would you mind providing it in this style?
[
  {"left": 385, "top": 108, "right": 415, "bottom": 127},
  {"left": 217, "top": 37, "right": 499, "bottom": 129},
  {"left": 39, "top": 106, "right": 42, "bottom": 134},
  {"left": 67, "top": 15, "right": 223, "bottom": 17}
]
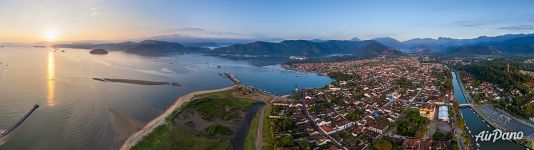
[
  {"left": 131, "top": 122, "right": 231, "bottom": 150},
  {"left": 206, "top": 124, "right": 234, "bottom": 136},
  {"left": 262, "top": 105, "right": 274, "bottom": 150},
  {"left": 131, "top": 89, "right": 259, "bottom": 150},
  {"left": 245, "top": 107, "right": 261, "bottom": 150},
  {"left": 190, "top": 89, "right": 256, "bottom": 121}
]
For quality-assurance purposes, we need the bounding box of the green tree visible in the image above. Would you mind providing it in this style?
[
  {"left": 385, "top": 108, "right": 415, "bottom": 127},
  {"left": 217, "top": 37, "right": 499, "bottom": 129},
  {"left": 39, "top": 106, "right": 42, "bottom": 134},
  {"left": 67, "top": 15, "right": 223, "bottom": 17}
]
[
  {"left": 299, "top": 138, "right": 311, "bottom": 150},
  {"left": 276, "top": 135, "right": 293, "bottom": 146},
  {"left": 396, "top": 108, "right": 430, "bottom": 137},
  {"left": 372, "top": 139, "right": 392, "bottom": 150},
  {"left": 433, "top": 131, "right": 445, "bottom": 140}
]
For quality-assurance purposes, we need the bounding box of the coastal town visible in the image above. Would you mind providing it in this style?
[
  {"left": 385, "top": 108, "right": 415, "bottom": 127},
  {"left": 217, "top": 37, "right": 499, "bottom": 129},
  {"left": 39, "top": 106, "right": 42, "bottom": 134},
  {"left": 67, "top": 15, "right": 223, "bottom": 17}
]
[
  {"left": 117, "top": 55, "right": 534, "bottom": 150},
  {"left": 269, "top": 57, "right": 460, "bottom": 149}
]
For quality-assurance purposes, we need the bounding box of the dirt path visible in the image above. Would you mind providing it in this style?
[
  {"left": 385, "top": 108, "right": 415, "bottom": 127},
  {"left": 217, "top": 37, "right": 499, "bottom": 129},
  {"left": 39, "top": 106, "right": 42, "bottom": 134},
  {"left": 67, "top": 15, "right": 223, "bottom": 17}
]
[
  {"left": 120, "top": 86, "right": 236, "bottom": 150},
  {"left": 254, "top": 105, "right": 266, "bottom": 150}
]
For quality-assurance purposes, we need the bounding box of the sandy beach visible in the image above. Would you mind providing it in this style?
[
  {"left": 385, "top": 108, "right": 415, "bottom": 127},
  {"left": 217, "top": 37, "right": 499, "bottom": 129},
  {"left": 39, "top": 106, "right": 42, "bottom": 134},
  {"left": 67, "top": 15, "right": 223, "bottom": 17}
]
[{"left": 120, "top": 85, "right": 236, "bottom": 150}]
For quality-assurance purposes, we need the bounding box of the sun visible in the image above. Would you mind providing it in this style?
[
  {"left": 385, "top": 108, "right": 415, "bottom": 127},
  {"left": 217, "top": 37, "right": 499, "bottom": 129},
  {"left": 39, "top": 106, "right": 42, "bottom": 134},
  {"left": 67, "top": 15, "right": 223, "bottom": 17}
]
[{"left": 44, "top": 28, "right": 58, "bottom": 42}]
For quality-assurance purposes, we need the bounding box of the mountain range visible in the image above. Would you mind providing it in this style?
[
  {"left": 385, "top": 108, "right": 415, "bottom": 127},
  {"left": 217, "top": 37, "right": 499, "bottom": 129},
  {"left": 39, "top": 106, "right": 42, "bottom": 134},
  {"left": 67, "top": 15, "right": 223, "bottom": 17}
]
[
  {"left": 51, "top": 33, "right": 534, "bottom": 58},
  {"left": 370, "top": 33, "right": 534, "bottom": 55},
  {"left": 53, "top": 39, "right": 403, "bottom": 58},
  {"left": 54, "top": 40, "right": 208, "bottom": 57},
  {"left": 211, "top": 40, "right": 403, "bottom": 57}
]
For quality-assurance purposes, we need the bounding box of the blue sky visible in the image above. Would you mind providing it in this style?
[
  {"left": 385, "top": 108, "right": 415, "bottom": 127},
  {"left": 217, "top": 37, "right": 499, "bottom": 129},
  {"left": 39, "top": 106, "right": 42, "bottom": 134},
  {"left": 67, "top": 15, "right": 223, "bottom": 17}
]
[{"left": 1, "top": 0, "right": 534, "bottom": 42}]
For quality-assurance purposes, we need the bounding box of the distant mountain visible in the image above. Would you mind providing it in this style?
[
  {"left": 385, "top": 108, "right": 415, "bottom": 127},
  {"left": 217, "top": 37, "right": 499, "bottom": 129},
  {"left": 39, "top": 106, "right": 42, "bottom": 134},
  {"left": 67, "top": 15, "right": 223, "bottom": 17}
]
[
  {"left": 211, "top": 40, "right": 403, "bottom": 57},
  {"left": 497, "top": 36, "right": 534, "bottom": 54},
  {"left": 49, "top": 33, "right": 534, "bottom": 57},
  {"left": 373, "top": 37, "right": 405, "bottom": 50},
  {"left": 309, "top": 39, "right": 327, "bottom": 43},
  {"left": 448, "top": 45, "right": 502, "bottom": 55},
  {"left": 350, "top": 37, "right": 362, "bottom": 42},
  {"left": 446, "top": 35, "right": 534, "bottom": 55},
  {"left": 150, "top": 34, "right": 284, "bottom": 46},
  {"left": 401, "top": 34, "right": 534, "bottom": 54},
  {"left": 125, "top": 40, "right": 187, "bottom": 56},
  {"left": 53, "top": 41, "right": 136, "bottom": 50},
  {"left": 54, "top": 40, "right": 207, "bottom": 57},
  {"left": 180, "top": 42, "right": 219, "bottom": 48}
]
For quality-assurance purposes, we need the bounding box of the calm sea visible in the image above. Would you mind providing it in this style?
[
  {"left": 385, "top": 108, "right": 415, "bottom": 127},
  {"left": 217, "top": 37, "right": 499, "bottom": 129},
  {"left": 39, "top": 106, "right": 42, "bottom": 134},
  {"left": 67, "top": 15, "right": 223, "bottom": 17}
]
[{"left": 0, "top": 47, "right": 332, "bottom": 150}]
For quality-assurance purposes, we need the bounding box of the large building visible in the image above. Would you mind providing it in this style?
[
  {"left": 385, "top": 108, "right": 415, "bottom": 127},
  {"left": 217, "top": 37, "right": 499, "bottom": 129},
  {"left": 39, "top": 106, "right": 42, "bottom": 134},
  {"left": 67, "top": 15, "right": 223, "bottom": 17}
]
[
  {"left": 438, "top": 106, "right": 449, "bottom": 122},
  {"left": 419, "top": 101, "right": 435, "bottom": 120}
]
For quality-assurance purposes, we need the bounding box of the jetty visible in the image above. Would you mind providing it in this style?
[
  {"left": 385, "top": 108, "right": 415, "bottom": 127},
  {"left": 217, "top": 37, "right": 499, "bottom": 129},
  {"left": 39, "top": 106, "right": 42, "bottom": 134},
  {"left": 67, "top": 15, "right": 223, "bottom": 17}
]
[
  {"left": 219, "top": 72, "right": 274, "bottom": 95},
  {"left": 92, "top": 78, "right": 181, "bottom": 86},
  {"left": 219, "top": 72, "right": 241, "bottom": 85},
  {"left": 0, "top": 104, "right": 39, "bottom": 139}
]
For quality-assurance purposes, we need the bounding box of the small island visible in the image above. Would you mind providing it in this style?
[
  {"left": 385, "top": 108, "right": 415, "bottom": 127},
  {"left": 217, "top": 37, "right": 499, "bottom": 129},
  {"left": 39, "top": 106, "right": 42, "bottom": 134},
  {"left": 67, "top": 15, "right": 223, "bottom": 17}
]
[{"left": 89, "top": 49, "right": 109, "bottom": 55}]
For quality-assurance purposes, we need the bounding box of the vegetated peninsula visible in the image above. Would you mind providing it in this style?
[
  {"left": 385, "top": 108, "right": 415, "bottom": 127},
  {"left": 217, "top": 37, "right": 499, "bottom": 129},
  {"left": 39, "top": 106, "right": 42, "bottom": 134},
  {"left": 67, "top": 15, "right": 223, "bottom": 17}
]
[
  {"left": 127, "top": 86, "right": 274, "bottom": 150},
  {"left": 92, "top": 78, "right": 181, "bottom": 86}
]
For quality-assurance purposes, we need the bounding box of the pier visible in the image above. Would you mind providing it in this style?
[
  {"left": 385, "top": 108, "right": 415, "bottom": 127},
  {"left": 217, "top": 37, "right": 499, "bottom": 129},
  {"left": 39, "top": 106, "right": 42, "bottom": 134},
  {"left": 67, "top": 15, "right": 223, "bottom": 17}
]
[
  {"left": 220, "top": 72, "right": 273, "bottom": 95},
  {"left": 0, "top": 104, "right": 39, "bottom": 139},
  {"left": 220, "top": 72, "right": 241, "bottom": 85}
]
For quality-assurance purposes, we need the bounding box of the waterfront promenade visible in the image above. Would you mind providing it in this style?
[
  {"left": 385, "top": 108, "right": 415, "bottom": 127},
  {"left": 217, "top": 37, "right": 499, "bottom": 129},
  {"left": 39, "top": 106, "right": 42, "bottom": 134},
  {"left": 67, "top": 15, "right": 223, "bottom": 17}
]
[
  {"left": 455, "top": 72, "right": 534, "bottom": 134},
  {"left": 454, "top": 71, "right": 534, "bottom": 148}
]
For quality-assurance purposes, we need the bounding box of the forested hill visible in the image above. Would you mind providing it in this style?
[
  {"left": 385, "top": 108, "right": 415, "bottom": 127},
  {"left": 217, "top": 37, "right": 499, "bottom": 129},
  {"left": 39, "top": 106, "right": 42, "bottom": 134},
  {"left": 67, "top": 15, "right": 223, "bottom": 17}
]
[
  {"left": 457, "top": 59, "right": 533, "bottom": 92},
  {"left": 210, "top": 40, "right": 404, "bottom": 57}
]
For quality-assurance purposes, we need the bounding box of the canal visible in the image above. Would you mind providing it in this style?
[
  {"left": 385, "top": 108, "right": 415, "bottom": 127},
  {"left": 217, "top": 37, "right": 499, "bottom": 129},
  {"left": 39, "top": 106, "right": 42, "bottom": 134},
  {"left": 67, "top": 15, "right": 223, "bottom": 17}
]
[{"left": 452, "top": 72, "right": 524, "bottom": 150}]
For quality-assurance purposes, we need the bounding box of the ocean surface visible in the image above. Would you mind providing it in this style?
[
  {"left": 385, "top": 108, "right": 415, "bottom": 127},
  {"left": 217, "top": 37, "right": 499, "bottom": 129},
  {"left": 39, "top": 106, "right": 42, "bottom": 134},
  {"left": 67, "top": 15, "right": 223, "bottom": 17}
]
[{"left": 0, "top": 47, "right": 332, "bottom": 150}]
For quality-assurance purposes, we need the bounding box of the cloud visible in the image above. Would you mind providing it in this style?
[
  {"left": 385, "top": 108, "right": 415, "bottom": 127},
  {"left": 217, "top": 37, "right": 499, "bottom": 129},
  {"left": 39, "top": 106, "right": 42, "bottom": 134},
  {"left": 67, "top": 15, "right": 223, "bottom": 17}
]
[
  {"left": 497, "top": 25, "right": 534, "bottom": 30},
  {"left": 151, "top": 27, "right": 283, "bottom": 43},
  {"left": 176, "top": 27, "right": 205, "bottom": 32},
  {"left": 454, "top": 21, "right": 483, "bottom": 27},
  {"left": 160, "top": 27, "right": 247, "bottom": 38}
]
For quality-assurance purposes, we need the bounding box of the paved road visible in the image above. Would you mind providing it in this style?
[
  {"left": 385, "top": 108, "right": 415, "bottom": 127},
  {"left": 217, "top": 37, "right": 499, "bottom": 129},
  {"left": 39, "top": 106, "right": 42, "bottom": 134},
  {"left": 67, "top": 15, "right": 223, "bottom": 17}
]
[
  {"left": 300, "top": 91, "right": 345, "bottom": 149},
  {"left": 451, "top": 111, "right": 468, "bottom": 150},
  {"left": 474, "top": 104, "right": 534, "bottom": 135},
  {"left": 254, "top": 105, "right": 266, "bottom": 150}
]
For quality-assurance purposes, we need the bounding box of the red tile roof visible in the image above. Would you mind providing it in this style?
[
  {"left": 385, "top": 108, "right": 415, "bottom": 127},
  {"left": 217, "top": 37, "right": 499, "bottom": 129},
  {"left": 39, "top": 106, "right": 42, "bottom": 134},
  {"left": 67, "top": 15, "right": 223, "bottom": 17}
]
[{"left": 320, "top": 125, "right": 334, "bottom": 132}]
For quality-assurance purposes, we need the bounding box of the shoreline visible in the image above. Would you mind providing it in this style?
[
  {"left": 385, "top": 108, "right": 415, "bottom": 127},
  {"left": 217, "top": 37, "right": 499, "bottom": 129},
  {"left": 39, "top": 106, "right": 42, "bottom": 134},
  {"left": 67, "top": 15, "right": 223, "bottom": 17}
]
[{"left": 119, "top": 85, "right": 237, "bottom": 150}]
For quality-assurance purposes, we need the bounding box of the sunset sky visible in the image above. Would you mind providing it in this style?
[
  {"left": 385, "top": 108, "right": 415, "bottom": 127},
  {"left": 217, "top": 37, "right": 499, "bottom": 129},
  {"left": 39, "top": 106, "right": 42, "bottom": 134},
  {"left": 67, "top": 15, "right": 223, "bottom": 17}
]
[{"left": 1, "top": 0, "right": 534, "bottom": 43}]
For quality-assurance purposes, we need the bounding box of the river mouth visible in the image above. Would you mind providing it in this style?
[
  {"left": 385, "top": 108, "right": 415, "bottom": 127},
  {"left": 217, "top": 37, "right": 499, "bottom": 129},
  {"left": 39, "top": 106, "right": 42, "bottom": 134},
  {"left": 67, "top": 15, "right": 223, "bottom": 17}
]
[{"left": 231, "top": 102, "right": 264, "bottom": 150}]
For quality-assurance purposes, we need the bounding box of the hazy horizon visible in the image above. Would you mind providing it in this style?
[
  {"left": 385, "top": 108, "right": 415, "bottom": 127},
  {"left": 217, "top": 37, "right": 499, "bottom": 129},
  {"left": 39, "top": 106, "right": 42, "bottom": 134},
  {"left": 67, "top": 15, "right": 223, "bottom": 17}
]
[{"left": 1, "top": 0, "right": 534, "bottom": 43}]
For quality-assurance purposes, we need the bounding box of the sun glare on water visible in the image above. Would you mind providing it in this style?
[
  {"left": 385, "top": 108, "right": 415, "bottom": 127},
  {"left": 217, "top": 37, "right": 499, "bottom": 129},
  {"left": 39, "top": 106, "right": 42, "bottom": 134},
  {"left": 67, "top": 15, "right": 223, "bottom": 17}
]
[{"left": 47, "top": 51, "right": 55, "bottom": 107}]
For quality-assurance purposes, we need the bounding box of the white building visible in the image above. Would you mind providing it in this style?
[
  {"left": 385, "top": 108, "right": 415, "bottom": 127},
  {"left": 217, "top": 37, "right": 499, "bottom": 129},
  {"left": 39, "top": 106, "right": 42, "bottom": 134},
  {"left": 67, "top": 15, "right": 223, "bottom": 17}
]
[{"left": 438, "top": 106, "right": 449, "bottom": 122}]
